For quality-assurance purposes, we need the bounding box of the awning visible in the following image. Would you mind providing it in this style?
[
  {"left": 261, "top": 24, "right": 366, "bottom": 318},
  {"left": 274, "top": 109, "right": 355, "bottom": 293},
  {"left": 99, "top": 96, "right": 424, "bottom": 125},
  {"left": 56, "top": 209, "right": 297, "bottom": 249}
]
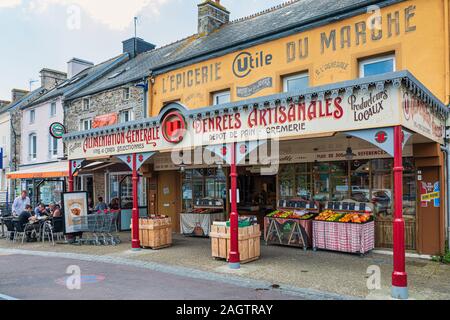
[{"left": 6, "top": 161, "right": 69, "bottom": 179}]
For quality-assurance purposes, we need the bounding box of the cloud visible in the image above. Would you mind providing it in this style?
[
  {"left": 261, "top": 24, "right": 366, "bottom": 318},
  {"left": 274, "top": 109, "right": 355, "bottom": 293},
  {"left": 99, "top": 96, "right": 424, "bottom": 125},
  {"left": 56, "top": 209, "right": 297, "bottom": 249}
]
[
  {"left": 0, "top": 0, "right": 22, "bottom": 8},
  {"left": 23, "top": 0, "right": 170, "bottom": 30}
]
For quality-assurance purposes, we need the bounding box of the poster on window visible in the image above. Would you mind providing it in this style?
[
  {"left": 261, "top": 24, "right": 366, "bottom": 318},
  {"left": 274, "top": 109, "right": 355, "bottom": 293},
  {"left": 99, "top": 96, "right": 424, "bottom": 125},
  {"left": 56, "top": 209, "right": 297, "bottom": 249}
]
[{"left": 62, "top": 192, "right": 89, "bottom": 234}]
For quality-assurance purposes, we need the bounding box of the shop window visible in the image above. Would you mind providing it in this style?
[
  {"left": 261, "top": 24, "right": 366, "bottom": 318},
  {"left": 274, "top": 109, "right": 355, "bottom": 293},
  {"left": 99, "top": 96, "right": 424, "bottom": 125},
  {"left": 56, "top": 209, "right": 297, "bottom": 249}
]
[
  {"left": 29, "top": 109, "right": 35, "bottom": 124},
  {"left": 282, "top": 72, "right": 309, "bottom": 92},
  {"left": 80, "top": 118, "right": 92, "bottom": 131},
  {"left": 371, "top": 159, "right": 393, "bottom": 215},
  {"left": 119, "top": 109, "right": 133, "bottom": 123},
  {"left": 212, "top": 90, "right": 231, "bottom": 105},
  {"left": 359, "top": 54, "right": 395, "bottom": 77},
  {"left": 328, "top": 162, "right": 348, "bottom": 201},
  {"left": 279, "top": 164, "right": 313, "bottom": 201},
  {"left": 109, "top": 173, "right": 147, "bottom": 209},
  {"left": 28, "top": 133, "right": 37, "bottom": 161},
  {"left": 50, "top": 102, "right": 57, "bottom": 117},
  {"left": 350, "top": 160, "right": 370, "bottom": 202},
  {"left": 182, "top": 168, "right": 227, "bottom": 213}
]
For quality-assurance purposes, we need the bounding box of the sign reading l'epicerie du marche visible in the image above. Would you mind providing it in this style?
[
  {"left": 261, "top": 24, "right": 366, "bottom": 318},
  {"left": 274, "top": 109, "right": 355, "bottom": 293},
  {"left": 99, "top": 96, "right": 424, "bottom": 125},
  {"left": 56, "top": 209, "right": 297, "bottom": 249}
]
[{"left": 67, "top": 86, "right": 400, "bottom": 160}]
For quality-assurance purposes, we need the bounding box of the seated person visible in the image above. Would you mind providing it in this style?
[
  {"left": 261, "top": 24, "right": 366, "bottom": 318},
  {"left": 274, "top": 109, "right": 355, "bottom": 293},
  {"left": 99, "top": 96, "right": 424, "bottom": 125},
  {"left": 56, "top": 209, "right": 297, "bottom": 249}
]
[
  {"left": 95, "top": 197, "right": 108, "bottom": 213},
  {"left": 52, "top": 204, "right": 62, "bottom": 218},
  {"left": 18, "top": 205, "right": 39, "bottom": 241},
  {"left": 34, "top": 203, "right": 48, "bottom": 218},
  {"left": 46, "top": 202, "right": 55, "bottom": 215}
]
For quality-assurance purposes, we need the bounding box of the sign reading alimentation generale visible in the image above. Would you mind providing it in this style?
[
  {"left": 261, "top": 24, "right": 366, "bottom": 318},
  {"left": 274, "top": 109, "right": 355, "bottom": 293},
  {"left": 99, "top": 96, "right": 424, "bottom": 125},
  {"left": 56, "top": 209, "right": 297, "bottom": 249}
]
[{"left": 68, "top": 84, "right": 416, "bottom": 160}]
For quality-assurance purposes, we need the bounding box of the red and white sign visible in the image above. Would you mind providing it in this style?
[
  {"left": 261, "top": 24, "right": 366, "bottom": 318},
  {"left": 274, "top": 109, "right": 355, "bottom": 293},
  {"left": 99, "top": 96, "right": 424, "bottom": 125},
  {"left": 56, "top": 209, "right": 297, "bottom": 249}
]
[{"left": 66, "top": 84, "right": 441, "bottom": 160}]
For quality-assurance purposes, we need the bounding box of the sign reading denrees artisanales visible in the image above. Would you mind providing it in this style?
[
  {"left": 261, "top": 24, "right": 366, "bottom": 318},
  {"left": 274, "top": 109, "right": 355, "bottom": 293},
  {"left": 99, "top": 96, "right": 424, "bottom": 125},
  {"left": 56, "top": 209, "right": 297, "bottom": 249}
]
[{"left": 68, "top": 84, "right": 413, "bottom": 160}]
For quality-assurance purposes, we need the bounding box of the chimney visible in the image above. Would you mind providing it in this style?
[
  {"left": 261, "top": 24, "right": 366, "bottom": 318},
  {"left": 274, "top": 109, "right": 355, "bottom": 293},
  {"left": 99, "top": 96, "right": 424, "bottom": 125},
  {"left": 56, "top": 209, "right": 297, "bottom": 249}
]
[
  {"left": 122, "top": 37, "right": 156, "bottom": 59},
  {"left": 0, "top": 100, "right": 10, "bottom": 108},
  {"left": 40, "top": 68, "right": 67, "bottom": 90},
  {"left": 11, "top": 89, "right": 29, "bottom": 102},
  {"left": 198, "top": 0, "right": 230, "bottom": 35},
  {"left": 67, "top": 58, "right": 94, "bottom": 78}
]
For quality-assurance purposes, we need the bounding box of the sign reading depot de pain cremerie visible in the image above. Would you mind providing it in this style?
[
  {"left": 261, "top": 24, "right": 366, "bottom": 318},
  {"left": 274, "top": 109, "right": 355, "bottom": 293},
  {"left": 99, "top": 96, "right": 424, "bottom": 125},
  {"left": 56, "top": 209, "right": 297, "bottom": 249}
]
[{"left": 66, "top": 82, "right": 445, "bottom": 161}]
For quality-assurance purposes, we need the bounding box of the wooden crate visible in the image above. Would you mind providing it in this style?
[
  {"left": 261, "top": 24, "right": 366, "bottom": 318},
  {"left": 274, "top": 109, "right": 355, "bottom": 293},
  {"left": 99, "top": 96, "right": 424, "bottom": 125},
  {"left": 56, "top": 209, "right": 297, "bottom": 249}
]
[
  {"left": 375, "top": 216, "right": 416, "bottom": 251},
  {"left": 139, "top": 218, "right": 173, "bottom": 249},
  {"left": 210, "top": 224, "right": 261, "bottom": 263}
]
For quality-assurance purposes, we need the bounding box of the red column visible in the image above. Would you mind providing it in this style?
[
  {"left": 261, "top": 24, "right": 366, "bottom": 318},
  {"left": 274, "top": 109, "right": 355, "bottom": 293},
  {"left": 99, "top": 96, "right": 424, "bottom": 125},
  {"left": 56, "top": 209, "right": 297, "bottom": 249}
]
[
  {"left": 228, "top": 142, "right": 240, "bottom": 268},
  {"left": 392, "top": 126, "right": 408, "bottom": 299},
  {"left": 68, "top": 160, "right": 74, "bottom": 192},
  {"left": 131, "top": 153, "right": 141, "bottom": 250}
]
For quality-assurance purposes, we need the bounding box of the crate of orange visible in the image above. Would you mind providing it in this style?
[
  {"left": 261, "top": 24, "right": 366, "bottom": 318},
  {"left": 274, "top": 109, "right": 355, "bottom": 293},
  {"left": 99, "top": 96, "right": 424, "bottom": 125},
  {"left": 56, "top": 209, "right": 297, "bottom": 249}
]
[{"left": 312, "top": 209, "right": 375, "bottom": 255}]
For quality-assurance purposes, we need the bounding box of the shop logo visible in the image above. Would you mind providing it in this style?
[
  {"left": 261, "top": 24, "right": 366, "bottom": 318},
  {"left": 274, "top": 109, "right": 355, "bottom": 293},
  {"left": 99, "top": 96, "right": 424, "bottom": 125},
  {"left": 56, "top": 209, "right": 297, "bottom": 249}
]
[
  {"left": 232, "top": 51, "right": 273, "bottom": 78},
  {"left": 161, "top": 111, "right": 186, "bottom": 144},
  {"left": 49, "top": 122, "right": 66, "bottom": 139},
  {"left": 375, "top": 131, "right": 387, "bottom": 144}
]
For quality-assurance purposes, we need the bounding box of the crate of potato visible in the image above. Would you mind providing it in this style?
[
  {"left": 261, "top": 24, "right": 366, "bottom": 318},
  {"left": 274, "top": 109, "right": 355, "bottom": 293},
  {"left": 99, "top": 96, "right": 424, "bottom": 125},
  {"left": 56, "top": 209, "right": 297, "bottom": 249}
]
[
  {"left": 139, "top": 217, "right": 172, "bottom": 250},
  {"left": 209, "top": 224, "right": 261, "bottom": 264}
]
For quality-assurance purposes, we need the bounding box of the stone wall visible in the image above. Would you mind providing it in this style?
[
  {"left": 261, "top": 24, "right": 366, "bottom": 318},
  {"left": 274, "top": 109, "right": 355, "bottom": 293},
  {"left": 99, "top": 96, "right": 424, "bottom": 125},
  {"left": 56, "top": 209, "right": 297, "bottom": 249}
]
[{"left": 65, "top": 84, "right": 145, "bottom": 134}]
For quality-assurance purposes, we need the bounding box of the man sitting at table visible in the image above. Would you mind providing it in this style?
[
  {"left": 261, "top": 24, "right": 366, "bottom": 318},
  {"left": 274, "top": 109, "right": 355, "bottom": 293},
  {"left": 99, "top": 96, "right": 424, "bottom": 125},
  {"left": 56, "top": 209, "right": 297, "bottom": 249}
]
[
  {"left": 18, "top": 205, "right": 39, "bottom": 242},
  {"left": 34, "top": 203, "right": 48, "bottom": 218}
]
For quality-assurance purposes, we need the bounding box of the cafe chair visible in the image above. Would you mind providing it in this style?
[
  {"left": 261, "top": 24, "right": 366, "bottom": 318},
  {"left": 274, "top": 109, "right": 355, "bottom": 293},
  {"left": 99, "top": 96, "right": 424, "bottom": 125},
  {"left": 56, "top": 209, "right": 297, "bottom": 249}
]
[
  {"left": 41, "top": 221, "right": 55, "bottom": 245},
  {"left": 12, "top": 220, "right": 26, "bottom": 244},
  {"left": 52, "top": 217, "right": 65, "bottom": 242},
  {"left": 4, "top": 218, "right": 16, "bottom": 242}
]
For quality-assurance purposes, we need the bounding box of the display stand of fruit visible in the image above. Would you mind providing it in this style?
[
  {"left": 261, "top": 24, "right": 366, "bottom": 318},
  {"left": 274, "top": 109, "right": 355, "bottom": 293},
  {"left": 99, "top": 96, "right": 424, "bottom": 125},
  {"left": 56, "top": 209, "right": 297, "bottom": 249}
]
[
  {"left": 264, "top": 207, "right": 318, "bottom": 249},
  {"left": 138, "top": 216, "right": 172, "bottom": 250},
  {"left": 210, "top": 223, "right": 261, "bottom": 264},
  {"left": 312, "top": 205, "right": 375, "bottom": 255}
]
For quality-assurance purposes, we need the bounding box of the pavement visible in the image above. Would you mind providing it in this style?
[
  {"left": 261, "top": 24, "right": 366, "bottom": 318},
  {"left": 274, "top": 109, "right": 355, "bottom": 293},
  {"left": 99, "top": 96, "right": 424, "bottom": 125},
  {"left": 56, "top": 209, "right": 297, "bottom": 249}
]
[{"left": 0, "top": 232, "right": 449, "bottom": 300}]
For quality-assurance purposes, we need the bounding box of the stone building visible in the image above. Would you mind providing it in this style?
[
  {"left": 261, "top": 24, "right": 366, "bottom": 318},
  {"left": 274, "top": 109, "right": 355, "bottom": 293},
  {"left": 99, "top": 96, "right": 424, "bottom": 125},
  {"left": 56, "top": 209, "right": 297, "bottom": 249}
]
[{"left": 6, "top": 55, "right": 129, "bottom": 205}]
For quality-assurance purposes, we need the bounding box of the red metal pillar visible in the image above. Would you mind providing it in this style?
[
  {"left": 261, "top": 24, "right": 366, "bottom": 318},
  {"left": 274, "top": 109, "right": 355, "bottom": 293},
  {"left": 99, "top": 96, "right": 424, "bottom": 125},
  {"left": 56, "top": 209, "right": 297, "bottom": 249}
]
[
  {"left": 392, "top": 126, "right": 408, "bottom": 299},
  {"left": 68, "top": 160, "right": 74, "bottom": 192},
  {"left": 228, "top": 142, "right": 240, "bottom": 269},
  {"left": 131, "top": 153, "right": 141, "bottom": 250}
]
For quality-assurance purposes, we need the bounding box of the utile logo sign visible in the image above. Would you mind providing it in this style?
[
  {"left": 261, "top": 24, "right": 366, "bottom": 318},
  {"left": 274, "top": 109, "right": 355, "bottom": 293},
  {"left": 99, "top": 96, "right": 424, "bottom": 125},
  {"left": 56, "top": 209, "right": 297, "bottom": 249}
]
[{"left": 232, "top": 51, "right": 273, "bottom": 78}]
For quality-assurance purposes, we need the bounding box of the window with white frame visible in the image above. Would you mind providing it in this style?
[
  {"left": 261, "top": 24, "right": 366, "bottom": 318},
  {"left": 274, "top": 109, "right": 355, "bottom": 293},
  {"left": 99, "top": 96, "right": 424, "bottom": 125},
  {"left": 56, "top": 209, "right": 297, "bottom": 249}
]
[
  {"left": 283, "top": 72, "right": 309, "bottom": 92},
  {"left": 123, "top": 87, "right": 131, "bottom": 100},
  {"left": 48, "top": 134, "right": 58, "bottom": 157},
  {"left": 359, "top": 54, "right": 396, "bottom": 78},
  {"left": 50, "top": 102, "right": 57, "bottom": 117},
  {"left": 80, "top": 118, "right": 93, "bottom": 131},
  {"left": 119, "top": 109, "right": 133, "bottom": 123},
  {"left": 212, "top": 90, "right": 231, "bottom": 105},
  {"left": 29, "top": 133, "right": 37, "bottom": 160},
  {"left": 83, "top": 98, "right": 90, "bottom": 111},
  {"left": 29, "top": 109, "right": 35, "bottom": 124}
]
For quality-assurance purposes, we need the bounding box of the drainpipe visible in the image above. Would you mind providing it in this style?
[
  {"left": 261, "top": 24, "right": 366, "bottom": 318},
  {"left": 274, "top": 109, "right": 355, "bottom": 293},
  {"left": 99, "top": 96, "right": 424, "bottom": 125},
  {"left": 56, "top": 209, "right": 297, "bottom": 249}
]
[
  {"left": 441, "top": 143, "right": 450, "bottom": 252},
  {"left": 135, "top": 76, "right": 150, "bottom": 119},
  {"left": 10, "top": 115, "right": 17, "bottom": 200}
]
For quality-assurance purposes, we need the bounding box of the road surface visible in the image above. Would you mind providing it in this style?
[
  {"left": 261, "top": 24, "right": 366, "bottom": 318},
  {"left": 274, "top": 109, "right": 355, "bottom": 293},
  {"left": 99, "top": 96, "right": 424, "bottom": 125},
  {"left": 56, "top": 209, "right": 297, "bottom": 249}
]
[{"left": 0, "top": 253, "right": 302, "bottom": 300}]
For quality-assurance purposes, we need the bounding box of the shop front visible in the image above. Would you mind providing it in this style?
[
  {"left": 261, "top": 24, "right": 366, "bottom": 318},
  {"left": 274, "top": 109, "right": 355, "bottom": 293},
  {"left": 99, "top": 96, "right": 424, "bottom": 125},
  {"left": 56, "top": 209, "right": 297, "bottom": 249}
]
[
  {"left": 64, "top": 71, "right": 448, "bottom": 299},
  {"left": 6, "top": 161, "right": 69, "bottom": 207}
]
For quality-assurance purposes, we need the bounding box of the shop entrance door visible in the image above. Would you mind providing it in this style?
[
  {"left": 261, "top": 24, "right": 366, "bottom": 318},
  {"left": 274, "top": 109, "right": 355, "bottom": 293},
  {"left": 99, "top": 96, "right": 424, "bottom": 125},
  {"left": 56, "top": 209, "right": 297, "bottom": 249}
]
[
  {"left": 237, "top": 167, "right": 277, "bottom": 228},
  {"left": 157, "top": 171, "right": 180, "bottom": 232},
  {"left": 416, "top": 166, "right": 441, "bottom": 255}
]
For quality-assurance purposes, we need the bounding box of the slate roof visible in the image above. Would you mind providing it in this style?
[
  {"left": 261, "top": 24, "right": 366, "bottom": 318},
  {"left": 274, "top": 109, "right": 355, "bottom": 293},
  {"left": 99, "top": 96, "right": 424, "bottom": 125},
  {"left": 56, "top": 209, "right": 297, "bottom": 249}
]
[
  {"left": 67, "top": 0, "right": 404, "bottom": 100},
  {"left": 68, "top": 38, "right": 191, "bottom": 100},
  {"left": 6, "top": 87, "right": 48, "bottom": 112},
  {"left": 27, "top": 53, "right": 129, "bottom": 108}
]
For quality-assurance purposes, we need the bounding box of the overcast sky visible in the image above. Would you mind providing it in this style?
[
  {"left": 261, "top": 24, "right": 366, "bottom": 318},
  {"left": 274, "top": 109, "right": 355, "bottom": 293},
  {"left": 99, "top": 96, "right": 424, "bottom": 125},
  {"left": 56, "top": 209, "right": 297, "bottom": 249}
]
[{"left": 0, "top": 0, "right": 286, "bottom": 101}]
